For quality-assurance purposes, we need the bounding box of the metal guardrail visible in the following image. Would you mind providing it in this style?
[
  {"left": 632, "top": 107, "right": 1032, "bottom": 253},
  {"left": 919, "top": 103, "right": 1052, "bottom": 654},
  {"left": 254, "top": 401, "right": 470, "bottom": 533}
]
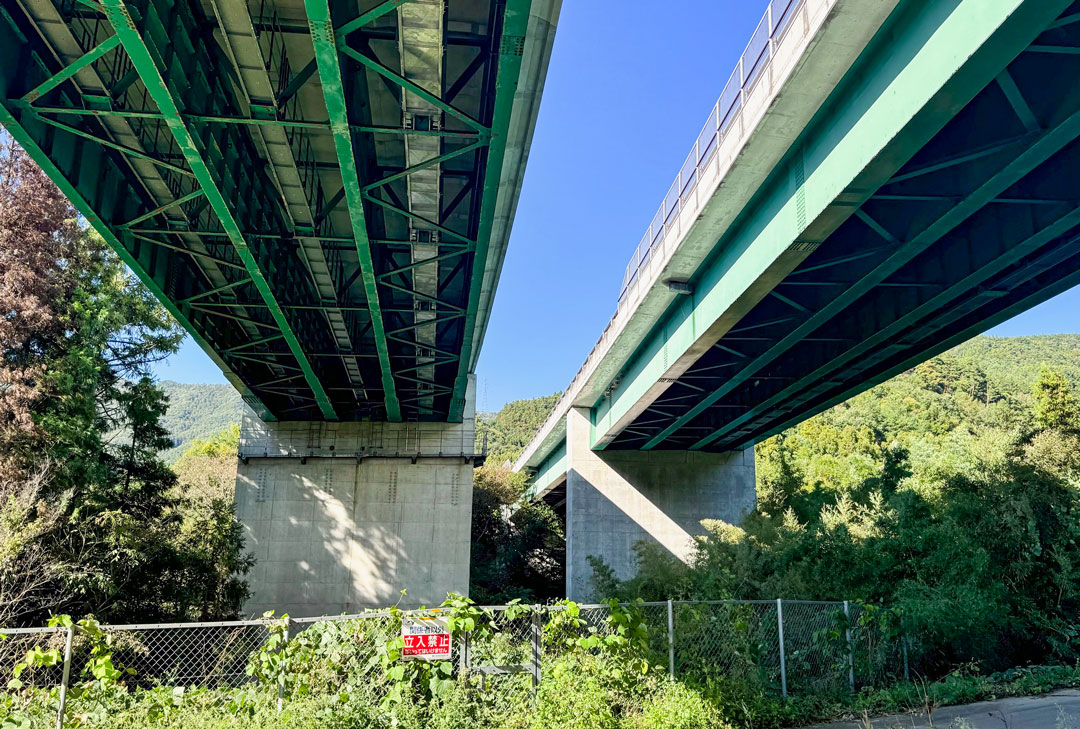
[{"left": 618, "top": 0, "right": 802, "bottom": 301}]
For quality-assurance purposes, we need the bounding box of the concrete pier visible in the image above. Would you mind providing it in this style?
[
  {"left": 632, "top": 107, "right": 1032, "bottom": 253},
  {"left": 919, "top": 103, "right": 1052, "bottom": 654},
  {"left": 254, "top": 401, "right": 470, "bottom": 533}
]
[
  {"left": 235, "top": 381, "right": 477, "bottom": 617},
  {"left": 564, "top": 407, "right": 756, "bottom": 601}
]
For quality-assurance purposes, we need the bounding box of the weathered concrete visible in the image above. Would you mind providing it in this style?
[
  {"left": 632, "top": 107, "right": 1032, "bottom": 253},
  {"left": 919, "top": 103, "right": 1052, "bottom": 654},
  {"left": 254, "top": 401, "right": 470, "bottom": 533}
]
[
  {"left": 236, "top": 381, "right": 477, "bottom": 617},
  {"left": 564, "top": 407, "right": 755, "bottom": 601},
  {"left": 806, "top": 689, "right": 1080, "bottom": 729}
]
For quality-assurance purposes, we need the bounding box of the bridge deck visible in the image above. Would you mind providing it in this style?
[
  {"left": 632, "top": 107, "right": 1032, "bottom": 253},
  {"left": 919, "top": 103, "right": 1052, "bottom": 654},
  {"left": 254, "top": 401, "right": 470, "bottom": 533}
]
[
  {"left": 0, "top": 0, "right": 558, "bottom": 423},
  {"left": 519, "top": 0, "right": 1080, "bottom": 499}
]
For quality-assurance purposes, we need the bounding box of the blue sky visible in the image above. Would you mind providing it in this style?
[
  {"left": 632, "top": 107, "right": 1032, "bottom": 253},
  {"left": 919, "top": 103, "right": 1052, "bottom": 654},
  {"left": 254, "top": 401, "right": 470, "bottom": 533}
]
[{"left": 152, "top": 0, "right": 1080, "bottom": 412}]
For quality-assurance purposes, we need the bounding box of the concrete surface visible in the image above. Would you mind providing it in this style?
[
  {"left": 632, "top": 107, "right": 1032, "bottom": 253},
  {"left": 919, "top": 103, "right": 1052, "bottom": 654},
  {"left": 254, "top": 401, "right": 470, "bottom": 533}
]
[
  {"left": 564, "top": 407, "right": 756, "bottom": 601},
  {"left": 807, "top": 689, "right": 1080, "bottom": 729},
  {"left": 235, "top": 382, "right": 477, "bottom": 617}
]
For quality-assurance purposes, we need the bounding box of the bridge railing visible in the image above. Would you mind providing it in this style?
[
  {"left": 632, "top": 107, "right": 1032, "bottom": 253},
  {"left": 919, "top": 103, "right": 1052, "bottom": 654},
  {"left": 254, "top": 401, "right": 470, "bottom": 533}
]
[
  {"left": 619, "top": 0, "right": 803, "bottom": 302},
  {"left": 519, "top": 0, "right": 824, "bottom": 469}
]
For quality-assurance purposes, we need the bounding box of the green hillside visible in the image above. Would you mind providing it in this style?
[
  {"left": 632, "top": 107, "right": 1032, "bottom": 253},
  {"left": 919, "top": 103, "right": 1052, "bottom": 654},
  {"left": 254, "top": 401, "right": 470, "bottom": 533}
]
[
  {"left": 157, "top": 381, "right": 244, "bottom": 462},
  {"left": 475, "top": 392, "right": 561, "bottom": 465}
]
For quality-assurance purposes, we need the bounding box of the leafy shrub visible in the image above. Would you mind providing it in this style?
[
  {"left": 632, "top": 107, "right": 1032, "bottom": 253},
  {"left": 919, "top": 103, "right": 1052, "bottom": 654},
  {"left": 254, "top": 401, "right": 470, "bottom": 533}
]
[{"left": 629, "top": 681, "right": 729, "bottom": 729}]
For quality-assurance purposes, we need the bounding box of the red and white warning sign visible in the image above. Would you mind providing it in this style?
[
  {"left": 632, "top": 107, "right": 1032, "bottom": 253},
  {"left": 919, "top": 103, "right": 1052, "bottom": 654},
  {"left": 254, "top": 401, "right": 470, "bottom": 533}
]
[{"left": 401, "top": 615, "right": 452, "bottom": 661}]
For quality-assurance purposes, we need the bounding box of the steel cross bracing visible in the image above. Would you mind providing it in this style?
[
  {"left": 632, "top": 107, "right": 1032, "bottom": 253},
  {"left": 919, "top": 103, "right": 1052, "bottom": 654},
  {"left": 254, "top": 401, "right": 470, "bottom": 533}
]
[
  {"left": 604, "top": 3, "right": 1080, "bottom": 453},
  {"left": 0, "top": 0, "right": 534, "bottom": 422}
]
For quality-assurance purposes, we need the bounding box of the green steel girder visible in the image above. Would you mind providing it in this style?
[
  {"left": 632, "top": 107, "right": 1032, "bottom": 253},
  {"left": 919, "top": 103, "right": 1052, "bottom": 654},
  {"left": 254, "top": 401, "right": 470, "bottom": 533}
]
[
  {"left": 303, "top": 0, "right": 401, "bottom": 421},
  {"left": 655, "top": 105, "right": 1072, "bottom": 451},
  {"left": 361, "top": 193, "right": 477, "bottom": 245},
  {"left": 27, "top": 105, "right": 484, "bottom": 137},
  {"left": 0, "top": 20, "right": 275, "bottom": 420},
  {"left": 99, "top": 0, "right": 339, "bottom": 420},
  {"left": 359, "top": 140, "right": 483, "bottom": 193},
  {"left": 131, "top": 233, "right": 248, "bottom": 271},
  {"left": 592, "top": 0, "right": 1071, "bottom": 452},
  {"left": 22, "top": 34, "right": 120, "bottom": 103},
  {"left": 340, "top": 45, "right": 489, "bottom": 135},
  {"left": 692, "top": 112, "right": 1080, "bottom": 451},
  {"left": 447, "top": 0, "right": 532, "bottom": 422},
  {"left": 745, "top": 239, "right": 1080, "bottom": 450},
  {"left": 122, "top": 190, "right": 204, "bottom": 228},
  {"left": 335, "top": 0, "right": 412, "bottom": 39},
  {"left": 5, "top": 0, "right": 553, "bottom": 424},
  {"left": 30, "top": 113, "right": 194, "bottom": 178}
]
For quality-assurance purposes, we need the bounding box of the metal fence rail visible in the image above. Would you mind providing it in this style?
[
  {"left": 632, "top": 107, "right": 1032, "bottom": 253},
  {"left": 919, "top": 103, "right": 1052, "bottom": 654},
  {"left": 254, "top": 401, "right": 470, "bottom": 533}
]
[{"left": 1, "top": 599, "right": 913, "bottom": 727}]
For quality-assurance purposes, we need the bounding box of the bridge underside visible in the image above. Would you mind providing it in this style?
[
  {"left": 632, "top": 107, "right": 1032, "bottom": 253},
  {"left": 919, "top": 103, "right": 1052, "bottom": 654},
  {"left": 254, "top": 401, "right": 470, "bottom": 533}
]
[
  {"left": 0, "top": 0, "right": 549, "bottom": 424},
  {"left": 606, "top": 0, "right": 1080, "bottom": 454}
]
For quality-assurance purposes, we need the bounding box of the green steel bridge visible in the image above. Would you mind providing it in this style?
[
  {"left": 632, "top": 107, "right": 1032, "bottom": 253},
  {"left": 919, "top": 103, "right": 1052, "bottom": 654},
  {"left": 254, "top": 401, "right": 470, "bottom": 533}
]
[
  {"left": 0, "top": 0, "right": 557, "bottom": 424},
  {"left": 517, "top": 0, "right": 1080, "bottom": 512}
]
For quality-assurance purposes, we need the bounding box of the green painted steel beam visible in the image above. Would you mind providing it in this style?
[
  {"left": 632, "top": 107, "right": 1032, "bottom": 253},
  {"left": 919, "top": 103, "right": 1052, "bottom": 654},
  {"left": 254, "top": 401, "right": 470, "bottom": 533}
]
[
  {"left": 178, "top": 278, "right": 252, "bottom": 304},
  {"left": 361, "top": 192, "right": 476, "bottom": 245},
  {"left": 745, "top": 249, "right": 1080, "bottom": 451},
  {"left": 121, "top": 189, "right": 203, "bottom": 228},
  {"left": 341, "top": 46, "right": 489, "bottom": 134},
  {"left": 445, "top": 0, "right": 531, "bottom": 421},
  {"left": 527, "top": 440, "right": 567, "bottom": 499},
  {"left": 336, "top": 0, "right": 412, "bottom": 38},
  {"left": 377, "top": 249, "right": 472, "bottom": 278},
  {"left": 277, "top": 58, "right": 318, "bottom": 107},
  {"left": 304, "top": 0, "right": 401, "bottom": 421},
  {"left": 131, "top": 233, "right": 248, "bottom": 271},
  {"left": 590, "top": 0, "right": 1068, "bottom": 453},
  {"left": 689, "top": 106, "right": 1080, "bottom": 451},
  {"left": 22, "top": 34, "right": 119, "bottom": 103},
  {"left": 0, "top": 101, "right": 275, "bottom": 421},
  {"left": 360, "top": 140, "right": 483, "bottom": 192},
  {"left": 100, "top": 0, "right": 339, "bottom": 420},
  {"left": 31, "top": 113, "right": 194, "bottom": 177}
]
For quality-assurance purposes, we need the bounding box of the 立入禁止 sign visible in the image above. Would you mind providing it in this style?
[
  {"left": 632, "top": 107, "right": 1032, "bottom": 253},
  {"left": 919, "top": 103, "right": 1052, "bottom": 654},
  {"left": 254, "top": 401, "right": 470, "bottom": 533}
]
[{"left": 401, "top": 615, "right": 451, "bottom": 661}]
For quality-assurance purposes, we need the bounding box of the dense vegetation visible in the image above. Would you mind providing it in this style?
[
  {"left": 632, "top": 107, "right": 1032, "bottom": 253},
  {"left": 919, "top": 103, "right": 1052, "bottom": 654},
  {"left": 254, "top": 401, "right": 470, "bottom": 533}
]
[
  {"left": 594, "top": 335, "right": 1080, "bottom": 678},
  {"left": 475, "top": 393, "right": 560, "bottom": 465},
  {"left": 9, "top": 594, "right": 1080, "bottom": 729},
  {"left": 0, "top": 140, "right": 249, "bottom": 626},
  {"left": 468, "top": 393, "right": 565, "bottom": 603}
]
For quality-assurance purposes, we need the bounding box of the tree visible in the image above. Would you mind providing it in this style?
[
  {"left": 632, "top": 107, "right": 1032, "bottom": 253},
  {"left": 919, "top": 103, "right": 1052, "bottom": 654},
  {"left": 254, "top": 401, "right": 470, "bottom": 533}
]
[
  {"left": 1033, "top": 366, "right": 1078, "bottom": 432},
  {"left": 470, "top": 464, "right": 564, "bottom": 603},
  {"left": 0, "top": 140, "right": 249, "bottom": 624}
]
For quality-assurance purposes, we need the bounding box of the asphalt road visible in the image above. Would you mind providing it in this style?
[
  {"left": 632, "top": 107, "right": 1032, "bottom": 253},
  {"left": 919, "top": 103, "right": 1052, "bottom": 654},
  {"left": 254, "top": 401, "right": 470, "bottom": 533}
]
[{"left": 806, "top": 689, "right": 1080, "bottom": 728}]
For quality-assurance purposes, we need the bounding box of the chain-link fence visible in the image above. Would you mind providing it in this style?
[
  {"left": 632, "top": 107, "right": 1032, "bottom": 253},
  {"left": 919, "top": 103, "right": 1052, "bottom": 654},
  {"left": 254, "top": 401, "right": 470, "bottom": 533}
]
[{"left": 0, "top": 599, "right": 914, "bottom": 726}]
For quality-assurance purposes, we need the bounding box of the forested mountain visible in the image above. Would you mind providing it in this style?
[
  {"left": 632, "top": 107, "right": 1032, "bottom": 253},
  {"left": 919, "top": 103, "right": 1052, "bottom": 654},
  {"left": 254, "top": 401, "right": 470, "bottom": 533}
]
[
  {"left": 475, "top": 392, "right": 561, "bottom": 465},
  {"left": 156, "top": 382, "right": 243, "bottom": 462}
]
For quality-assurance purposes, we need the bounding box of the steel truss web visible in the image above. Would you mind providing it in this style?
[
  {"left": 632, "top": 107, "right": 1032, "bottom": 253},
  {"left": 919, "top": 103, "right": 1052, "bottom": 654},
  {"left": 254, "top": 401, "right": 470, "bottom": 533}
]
[{"left": 0, "top": 0, "right": 533, "bottom": 422}]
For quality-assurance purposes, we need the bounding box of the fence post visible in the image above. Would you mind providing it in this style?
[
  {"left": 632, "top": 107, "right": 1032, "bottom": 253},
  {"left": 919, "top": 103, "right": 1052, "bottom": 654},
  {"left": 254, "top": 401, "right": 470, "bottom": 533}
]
[
  {"left": 530, "top": 608, "right": 543, "bottom": 694},
  {"left": 277, "top": 616, "right": 291, "bottom": 713},
  {"left": 903, "top": 635, "right": 910, "bottom": 681},
  {"left": 843, "top": 600, "right": 854, "bottom": 693},
  {"left": 55, "top": 625, "right": 74, "bottom": 729},
  {"left": 776, "top": 598, "right": 787, "bottom": 698},
  {"left": 458, "top": 632, "right": 469, "bottom": 676},
  {"left": 666, "top": 599, "right": 675, "bottom": 680}
]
